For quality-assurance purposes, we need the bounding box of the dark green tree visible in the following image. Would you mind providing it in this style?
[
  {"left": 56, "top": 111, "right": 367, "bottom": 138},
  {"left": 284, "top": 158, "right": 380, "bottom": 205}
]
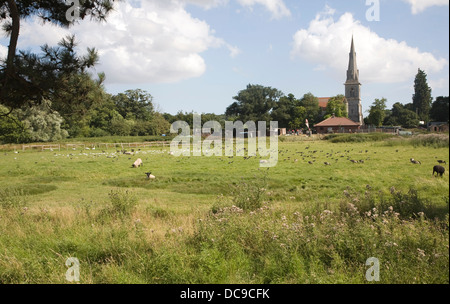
[
  {"left": 429, "top": 96, "right": 449, "bottom": 122},
  {"left": 271, "top": 93, "right": 300, "bottom": 128},
  {"left": 412, "top": 69, "right": 433, "bottom": 122},
  {"left": 367, "top": 98, "right": 387, "bottom": 127},
  {"left": 0, "top": 0, "right": 118, "bottom": 111},
  {"left": 385, "top": 102, "right": 419, "bottom": 128},
  {"left": 112, "top": 89, "right": 154, "bottom": 121},
  {"left": 225, "top": 84, "right": 283, "bottom": 124},
  {"left": 299, "top": 93, "right": 320, "bottom": 124}
]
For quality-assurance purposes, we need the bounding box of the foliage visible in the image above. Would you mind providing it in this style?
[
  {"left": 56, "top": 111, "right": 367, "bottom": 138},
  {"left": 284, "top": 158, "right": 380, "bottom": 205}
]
[
  {"left": 325, "top": 95, "right": 348, "bottom": 118},
  {"left": 113, "top": 89, "right": 154, "bottom": 121},
  {"left": 384, "top": 102, "right": 419, "bottom": 128},
  {"left": 430, "top": 96, "right": 449, "bottom": 122},
  {"left": 106, "top": 189, "right": 138, "bottom": 217},
  {"left": 225, "top": 84, "right": 283, "bottom": 124},
  {"left": 0, "top": 0, "right": 118, "bottom": 109},
  {"left": 367, "top": 98, "right": 387, "bottom": 127},
  {"left": 299, "top": 92, "right": 320, "bottom": 125},
  {"left": 412, "top": 69, "right": 433, "bottom": 122},
  {"left": 0, "top": 104, "right": 30, "bottom": 144},
  {"left": 13, "top": 99, "right": 68, "bottom": 142},
  {"left": 324, "top": 133, "right": 394, "bottom": 143}
]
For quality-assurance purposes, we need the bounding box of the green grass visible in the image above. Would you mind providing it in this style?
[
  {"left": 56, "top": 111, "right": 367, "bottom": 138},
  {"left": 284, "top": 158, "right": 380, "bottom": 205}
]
[{"left": 0, "top": 137, "right": 448, "bottom": 283}]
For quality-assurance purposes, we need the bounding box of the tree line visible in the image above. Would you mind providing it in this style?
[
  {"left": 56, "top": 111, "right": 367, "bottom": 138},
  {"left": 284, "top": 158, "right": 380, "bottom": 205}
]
[
  {"left": 366, "top": 69, "right": 449, "bottom": 128},
  {"left": 0, "top": 1, "right": 447, "bottom": 144}
]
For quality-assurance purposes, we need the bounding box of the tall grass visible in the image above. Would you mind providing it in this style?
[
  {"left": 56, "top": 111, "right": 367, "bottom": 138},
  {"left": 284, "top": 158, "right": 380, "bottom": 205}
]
[
  {"left": 0, "top": 183, "right": 448, "bottom": 284},
  {"left": 384, "top": 134, "right": 449, "bottom": 148},
  {"left": 324, "top": 133, "right": 394, "bottom": 143}
]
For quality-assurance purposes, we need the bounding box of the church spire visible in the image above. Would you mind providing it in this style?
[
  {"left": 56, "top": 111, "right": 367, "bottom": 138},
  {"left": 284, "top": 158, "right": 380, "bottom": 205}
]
[{"left": 347, "top": 36, "right": 359, "bottom": 83}]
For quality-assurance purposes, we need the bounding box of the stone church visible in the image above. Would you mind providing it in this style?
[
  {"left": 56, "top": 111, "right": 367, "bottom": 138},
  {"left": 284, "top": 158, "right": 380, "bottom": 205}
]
[
  {"left": 345, "top": 36, "right": 364, "bottom": 124},
  {"left": 318, "top": 36, "right": 364, "bottom": 126}
]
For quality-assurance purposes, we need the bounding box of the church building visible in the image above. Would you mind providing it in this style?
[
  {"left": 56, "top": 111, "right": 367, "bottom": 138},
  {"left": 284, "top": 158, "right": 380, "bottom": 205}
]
[
  {"left": 344, "top": 36, "right": 364, "bottom": 124},
  {"left": 315, "top": 37, "right": 364, "bottom": 133}
]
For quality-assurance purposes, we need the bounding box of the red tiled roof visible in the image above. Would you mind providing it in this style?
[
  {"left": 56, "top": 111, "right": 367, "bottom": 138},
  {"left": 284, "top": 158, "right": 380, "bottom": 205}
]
[
  {"left": 314, "top": 116, "right": 360, "bottom": 127},
  {"left": 318, "top": 97, "right": 330, "bottom": 109}
]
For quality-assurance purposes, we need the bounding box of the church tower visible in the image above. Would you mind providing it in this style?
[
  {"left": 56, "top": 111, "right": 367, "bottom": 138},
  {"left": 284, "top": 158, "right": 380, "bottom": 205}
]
[{"left": 345, "top": 36, "right": 364, "bottom": 124}]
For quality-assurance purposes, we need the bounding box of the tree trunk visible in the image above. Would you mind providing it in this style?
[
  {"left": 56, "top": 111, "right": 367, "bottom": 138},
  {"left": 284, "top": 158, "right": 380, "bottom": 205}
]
[{"left": 6, "top": 0, "right": 20, "bottom": 77}]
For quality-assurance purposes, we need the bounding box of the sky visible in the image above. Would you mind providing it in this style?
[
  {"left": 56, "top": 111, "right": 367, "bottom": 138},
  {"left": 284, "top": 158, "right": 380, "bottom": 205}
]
[{"left": 1, "top": 0, "right": 449, "bottom": 115}]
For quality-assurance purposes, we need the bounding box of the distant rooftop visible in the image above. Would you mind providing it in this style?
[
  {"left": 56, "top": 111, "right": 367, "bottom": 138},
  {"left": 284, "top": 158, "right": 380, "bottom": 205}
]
[{"left": 314, "top": 116, "right": 360, "bottom": 127}]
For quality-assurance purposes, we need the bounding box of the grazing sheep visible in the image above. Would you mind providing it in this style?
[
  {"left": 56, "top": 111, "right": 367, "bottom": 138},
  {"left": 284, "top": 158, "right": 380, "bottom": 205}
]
[
  {"left": 132, "top": 158, "right": 143, "bottom": 168},
  {"left": 324, "top": 162, "right": 331, "bottom": 166},
  {"left": 433, "top": 165, "right": 445, "bottom": 177},
  {"left": 410, "top": 158, "right": 421, "bottom": 165},
  {"left": 145, "top": 172, "right": 156, "bottom": 179},
  {"left": 350, "top": 160, "right": 358, "bottom": 163}
]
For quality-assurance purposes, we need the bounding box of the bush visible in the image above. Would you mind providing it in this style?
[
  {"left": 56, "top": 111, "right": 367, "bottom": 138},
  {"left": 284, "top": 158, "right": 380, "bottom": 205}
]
[
  {"left": 106, "top": 189, "right": 138, "bottom": 217},
  {"left": 0, "top": 188, "right": 27, "bottom": 209},
  {"left": 0, "top": 105, "right": 30, "bottom": 144},
  {"left": 325, "top": 133, "right": 394, "bottom": 143},
  {"left": 410, "top": 134, "right": 449, "bottom": 148},
  {"left": 340, "top": 186, "right": 448, "bottom": 220}
]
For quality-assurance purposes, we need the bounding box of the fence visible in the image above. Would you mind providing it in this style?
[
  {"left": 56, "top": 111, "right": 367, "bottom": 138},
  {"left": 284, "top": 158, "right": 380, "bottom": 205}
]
[{"left": 0, "top": 141, "right": 171, "bottom": 152}]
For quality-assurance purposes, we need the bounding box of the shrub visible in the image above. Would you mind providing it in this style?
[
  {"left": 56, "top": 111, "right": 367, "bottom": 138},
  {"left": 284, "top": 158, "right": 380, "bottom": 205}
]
[
  {"left": 107, "top": 189, "right": 138, "bottom": 217},
  {"left": 325, "top": 133, "right": 393, "bottom": 143},
  {"left": 0, "top": 188, "right": 27, "bottom": 209}
]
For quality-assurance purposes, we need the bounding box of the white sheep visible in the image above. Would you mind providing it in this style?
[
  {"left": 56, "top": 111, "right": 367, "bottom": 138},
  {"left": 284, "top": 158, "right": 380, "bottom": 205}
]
[{"left": 132, "top": 158, "right": 143, "bottom": 168}]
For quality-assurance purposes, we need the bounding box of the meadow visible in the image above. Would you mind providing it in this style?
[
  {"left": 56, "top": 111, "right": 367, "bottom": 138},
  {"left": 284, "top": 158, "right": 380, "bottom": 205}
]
[{"left": 0, "top": 134, "right": 448, "bottom": 284}]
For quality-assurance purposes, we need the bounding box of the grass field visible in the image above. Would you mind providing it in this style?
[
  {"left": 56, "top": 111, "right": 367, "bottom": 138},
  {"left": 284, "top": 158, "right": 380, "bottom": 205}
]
[{"left": 0, "top": 134, "right": 448, "bottom": 283}]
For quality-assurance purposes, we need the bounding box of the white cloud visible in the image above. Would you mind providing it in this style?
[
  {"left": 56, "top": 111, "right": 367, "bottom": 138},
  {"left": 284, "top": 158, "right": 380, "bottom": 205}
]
[
  {"left": 0, "top": 44, "right": 7, "bottom": 61},
  {"left": 291, "top": 8, "right": 448, "bottom": 84},
  {"left": 430, "top": 77, "right": 449, "bottom": 90},
  {"left": 402, "top": 0, "right": 449, "bottom": 14},
  {"left": 16, "top": 0, "right": 240, "bottom": 84},
  {"left": 183, "top": 0, "right": 229, "bottom": 9},
  {"left": 236, "top": 0, "right": 291, "bottom": 19}
]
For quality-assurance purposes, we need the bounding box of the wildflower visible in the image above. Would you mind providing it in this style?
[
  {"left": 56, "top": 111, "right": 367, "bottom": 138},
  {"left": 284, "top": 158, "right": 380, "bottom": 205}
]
[{"left": 417, "top": 248, "right": 426, "bottom": 257}]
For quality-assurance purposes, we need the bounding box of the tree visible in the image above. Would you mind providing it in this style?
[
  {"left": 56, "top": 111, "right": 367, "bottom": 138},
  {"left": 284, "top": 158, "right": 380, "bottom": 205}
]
[
  {"left": 430, "top": 96, "right": 449, "bottom": 122},
  {"left": 0, "top": 0, "right": 118, "bottom": 110},
  {"left": 325, "top": 94, "right": 348, "bottom": 118},
  {"left": 113, "top": 89, "right": 154, "bottom": 121},
  {"left": 412, "top": 69, "right": 433, "bottom": 122},
  {"left": 13, "top": 99, "right": 68, "bottom": 142},
  {"left": 299, "top": 93, "right": 320, "bottom": 125},
  {"left": 386, "top": 102, "right": 419, "bottom": 128},
  {"left": 271, "top": 93, "right": 300, "bottom": 128},
  {"left": 289, "top": 106, "right": 307, "bottom": 129},
  {"left": 225, "top": 84, "right": 284, "bottom": 124},
  {"left": 0, "top": 104, "right": 29, "bottom": 143},
  {"left": 367, "top": 98, "right": 387, "bottom": 127}
]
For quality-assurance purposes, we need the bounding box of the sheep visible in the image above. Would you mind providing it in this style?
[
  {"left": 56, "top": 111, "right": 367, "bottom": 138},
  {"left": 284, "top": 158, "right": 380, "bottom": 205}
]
[
  {"left": 145, "top": 172, "right": 156, "bottom": 179},
  {"left": 132, "top": 158, "right": 143, "bottom": 168},
  {"left": 324, "top": 162, "right": 331, "bottom": 166},
  {"left": 437, "top": 160, "right": 447, "bottom": 164},
  {"left": 433, "top": 165, "right": 445, "bottom": 177},
  {"left": 410, "top": 158, "right": 421, "bottom": 165}
]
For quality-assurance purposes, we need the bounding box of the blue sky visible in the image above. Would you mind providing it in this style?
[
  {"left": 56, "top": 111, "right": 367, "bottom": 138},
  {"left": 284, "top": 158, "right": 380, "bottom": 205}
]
[{"left": 1, "top": 0, "right": 449, "bottom": 115}]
